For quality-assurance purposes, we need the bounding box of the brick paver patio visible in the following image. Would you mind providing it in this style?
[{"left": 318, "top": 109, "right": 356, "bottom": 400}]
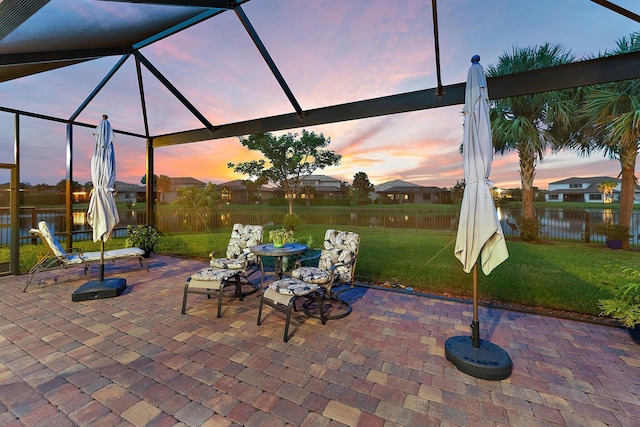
[{"left": 1, "top": 255, "right": 639, "bottom": 426}]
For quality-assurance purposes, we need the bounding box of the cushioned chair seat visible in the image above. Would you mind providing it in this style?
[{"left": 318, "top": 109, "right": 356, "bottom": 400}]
[
  {"left": 258, "top": 278, "right": 325, "bottom": 342},
  {"left": 191, "top": 267, "right": 240, "bottom": 283},
  {"left": 182, "top": 268, "right": 242, "bottom": 318},
  {"left": 210, "top": 257, "right": 245, "bottom": 269},
  {"left": 183, "top": 223, "right": 264, "bottom": 318},
  {"left": 291, "top": 267, "right": 331, "bottom": 285}
]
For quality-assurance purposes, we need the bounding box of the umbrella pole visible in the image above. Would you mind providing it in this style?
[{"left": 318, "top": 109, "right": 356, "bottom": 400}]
[
  {"left": 100, "top": 237, "right": 105, "bottom": 282},
  {"left": 471, "top": 264, "right": 480, "bottom": 348}
]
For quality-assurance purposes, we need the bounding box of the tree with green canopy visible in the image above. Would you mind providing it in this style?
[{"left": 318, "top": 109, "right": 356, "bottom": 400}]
[
  {"left": 572, "top": 32, "right": 640, "bottom": 249},
  {"left": 228, "top": 130, "right": 341, "bottom": 215},
  {"left": 350, "top": 172, "right": 374, "bottom": 205},
  {"left": 487, "top": 43, "right": 577, "bottom": 240}
]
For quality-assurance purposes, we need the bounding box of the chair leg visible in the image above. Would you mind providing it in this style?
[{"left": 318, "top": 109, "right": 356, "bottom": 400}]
[
  {"left": 235, "top": 276, "right": 243, "bottom": 301},
  {"left": 317, "top": 292, "right": 326, "bottom": 325},
  {"left": 217, "top": 285, "right": 223, "bottom": 318},
  {"left": 182, "top": 279, "right": 190, "bottom": 314},
  {"left": 24, "top": 270, "right": 37, "bottom": 292},
  {"left": 257, "top": 294, "right": 264, "bottom": 326},
  {"left": 138, "top": 256, "right": 149, "bottom": 271},
  {"left": 283, "top": 299, "right": 294, "bottom": 342}
]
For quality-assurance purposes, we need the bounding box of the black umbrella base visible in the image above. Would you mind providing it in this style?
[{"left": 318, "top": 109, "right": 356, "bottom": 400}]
[
  {"left": 445, "top": 336, "right": 513, "bottom": 380},
  {"left": 72, "top": 278, "right": 127, "bottom": 302}
]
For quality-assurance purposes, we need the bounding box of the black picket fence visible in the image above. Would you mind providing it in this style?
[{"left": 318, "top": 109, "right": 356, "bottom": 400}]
[{"left": 2, "top": 206, "right": 640, "bottom": 247}]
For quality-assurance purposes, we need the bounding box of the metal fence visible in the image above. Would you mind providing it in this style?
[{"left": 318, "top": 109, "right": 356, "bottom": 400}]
[{"left": 2, "top": 206, "right": 639, "bottom": 247}]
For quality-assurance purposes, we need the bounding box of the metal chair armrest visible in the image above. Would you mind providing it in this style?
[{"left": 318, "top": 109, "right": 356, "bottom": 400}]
[{"left": 294, "top": 251, "right": 321, "bottom": 268}]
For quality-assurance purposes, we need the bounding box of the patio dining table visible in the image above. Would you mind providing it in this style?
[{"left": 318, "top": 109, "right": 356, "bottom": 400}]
[{"left": 250, "top": 243, "right": 308, "bottom": 285}]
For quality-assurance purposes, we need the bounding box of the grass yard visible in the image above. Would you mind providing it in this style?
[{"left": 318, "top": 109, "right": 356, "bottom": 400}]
[{"left": 7, "top": 224, "right": 638, "bottom": 319}]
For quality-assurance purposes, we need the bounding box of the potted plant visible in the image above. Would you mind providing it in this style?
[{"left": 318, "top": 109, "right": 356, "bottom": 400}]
[
  {"left": 594, "top": 222, "right": 630, "bottom": 249},
  {"left": 126, "top": 225, "right": 161, "bottom": 257},
  {"left": 269, "top": 228, "right": 294, "bottom": 248},
  {"left": 598, "top": 266, "right": 640, "bottom": 343}
]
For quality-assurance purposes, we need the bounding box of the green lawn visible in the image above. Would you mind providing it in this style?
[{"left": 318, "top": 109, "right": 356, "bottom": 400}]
[{"left": 7, "top": 224, "right": 637, "bottom": 319}]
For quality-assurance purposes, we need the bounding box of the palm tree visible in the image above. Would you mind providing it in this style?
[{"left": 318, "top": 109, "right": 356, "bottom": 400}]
[
  {"left": 577, "top": 32, "right": 640, "bottom": 250},
  {"left": 173, "top": 183, "right": 222, "bottom": 232},
  {"left": 487, "top": 43, "right": 576, "bottom": 240},
  {"left": 243, "top": 176, "right": 268, "bottom": 204}
]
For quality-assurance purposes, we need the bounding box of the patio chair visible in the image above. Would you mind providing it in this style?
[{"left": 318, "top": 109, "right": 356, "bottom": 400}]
[
  {"left": 182, "top": 224, "right": 263, "bottom": 317},
  {"left": 291, "top": 229, "right": 360, "bottom": 319},
  {"left": 25, "top": 221, "right": 148, "bottom": 292},
  {"left": 257, "top": 277, "right": 325, "bottom": 342},
  {"left": 182, "top": 268, "right": 244, "bottom": 318},
  {"left": 208, "top": 223, "right": 264, "bottom": 284}
]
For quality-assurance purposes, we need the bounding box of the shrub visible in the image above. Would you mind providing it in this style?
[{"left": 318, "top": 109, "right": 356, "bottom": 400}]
[
  {"left": 598, "top": 266, "right": 640, "bottom": 328},
  {"left": 283, "top": 214, "right": 305, "bottom": 231},
  {"left": 594, "top": 223, "right": 631, "bottom": 241}
]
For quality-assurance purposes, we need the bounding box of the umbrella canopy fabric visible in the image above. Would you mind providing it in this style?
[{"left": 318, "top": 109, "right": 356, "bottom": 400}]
[
  {"left": 87, "top": 116, "right": 119, "bottom": 243},
  {"left": 454, "top": 59, "right": 508, "bottom": 275}
]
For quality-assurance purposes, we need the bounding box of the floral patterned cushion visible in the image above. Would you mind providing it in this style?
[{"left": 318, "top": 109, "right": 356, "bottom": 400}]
[
  {"left": 210, "top": 258, "right": 245, "bottom": 269},
  {"left": 269, "top": 278, "right": 320, "bottom": 296},
  {"left": 221, "top": 224, "right": 264, "bottom": 265},
  {"left": 291, "top": 267, "right": 331, "bottom": 285},
  {"left": 191, "top": 268, "right": 240, "bottom": 282},
  {"left": 316, "top": 229, "right": 360, "bottom": 283}
]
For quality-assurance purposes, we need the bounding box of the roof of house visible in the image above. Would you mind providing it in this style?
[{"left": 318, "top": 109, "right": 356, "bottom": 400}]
[
  {"left": 301, "top": 174, "right": 343, "bottom": 183},
  {"left": 549, "top": 176, "right": 618, "bottom": 186},
  {"left": 169, "top": 177, "right": 206, "bottom": 187},
  {"left": 115, "top": 181, "right": 145, "bottom": 192},
  {"left": 375, "top": 180, "right": 443, "bottom": 193},
  {"left": 375, "top": 180, "right": 419, "bottom": 192},
  {"left": 218, "top": 179, "right": 247, "bottom": 189},
  {"left": 547, "top": 176, "right": 640, "bottom": 193}
]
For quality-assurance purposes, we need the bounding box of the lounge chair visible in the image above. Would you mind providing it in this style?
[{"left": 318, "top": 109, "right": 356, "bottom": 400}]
[{"left": 25, "top": 221, "right": 148, "bottom": 292}]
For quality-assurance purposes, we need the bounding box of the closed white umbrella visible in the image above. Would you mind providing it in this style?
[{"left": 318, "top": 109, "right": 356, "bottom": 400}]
[
  {"left": 73, "top": 114, "right": 126, "bottom": 300},
  {"left": 454, "top": 56, "right": 508, "bottom": 275},
  {"left": 446, "top": 56, "right": 512, "bottom": 380},
  {"left": 87, "top": 115, "right": 119, "bottom": 244}
]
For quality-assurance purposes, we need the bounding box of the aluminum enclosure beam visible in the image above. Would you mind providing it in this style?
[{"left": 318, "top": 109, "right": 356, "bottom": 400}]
[
  {"left": 0, "top": 47, "right": 133, "bottom": 66},
  {"left": 152, "top": 50, "right": 640, "bottom": 147},
  {"left": 100, "top": 0, "right": 245, "bottom": 7}
]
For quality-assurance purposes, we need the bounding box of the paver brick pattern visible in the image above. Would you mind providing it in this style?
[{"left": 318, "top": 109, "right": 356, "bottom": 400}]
[{"left": 1, "top": 255, "right": 639, "bottom": 426}]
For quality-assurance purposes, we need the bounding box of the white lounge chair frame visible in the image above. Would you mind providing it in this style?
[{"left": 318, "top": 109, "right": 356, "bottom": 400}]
[{"left": 25, "top": 221, "right": 148, "bottom": 292}]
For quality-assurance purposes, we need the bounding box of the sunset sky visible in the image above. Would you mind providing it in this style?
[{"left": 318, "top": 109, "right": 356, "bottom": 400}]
[{"left": 0, "top": 0, "right": 638, "bottom": 190}]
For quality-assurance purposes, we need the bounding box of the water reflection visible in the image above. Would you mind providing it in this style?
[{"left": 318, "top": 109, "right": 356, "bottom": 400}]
[{"left": 73, "top": 211, "right": 85, "bottom": 226}]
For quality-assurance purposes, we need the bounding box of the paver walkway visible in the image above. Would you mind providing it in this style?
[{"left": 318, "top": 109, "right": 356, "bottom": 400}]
[{"left": 1, "top": 255, "right": 639, "bottom": 426}]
